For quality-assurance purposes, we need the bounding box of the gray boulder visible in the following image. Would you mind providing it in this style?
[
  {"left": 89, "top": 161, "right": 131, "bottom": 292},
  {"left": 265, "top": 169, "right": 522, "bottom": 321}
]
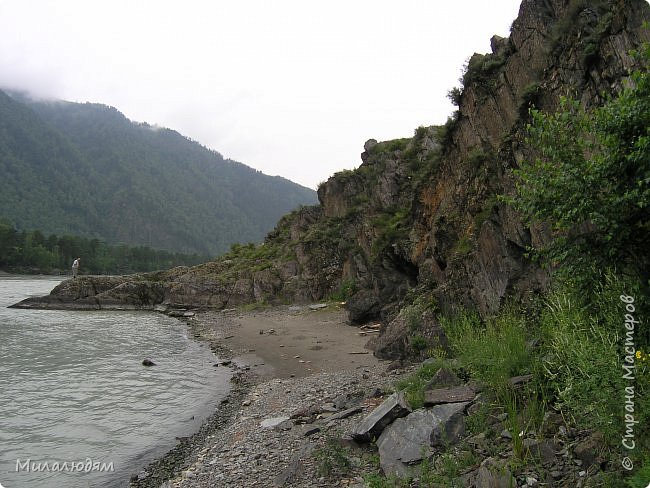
[
  {"left": 423, "top": 367, "right": 462, "bottom": 389},
  {"left": 345, "top": 289, "right": 381, "bottom": 324},
  {"left": 376, "top": 402, "right": 468, "bottom": 477},
  {"left": 351, "top": 392, "right": 411, "bottom": 442}
]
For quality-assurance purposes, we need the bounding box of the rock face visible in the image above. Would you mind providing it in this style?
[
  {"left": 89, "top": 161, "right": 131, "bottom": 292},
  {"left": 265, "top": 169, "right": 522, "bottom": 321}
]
[{"left": 12, "top": 0, "right": 650, "bottom": 360}]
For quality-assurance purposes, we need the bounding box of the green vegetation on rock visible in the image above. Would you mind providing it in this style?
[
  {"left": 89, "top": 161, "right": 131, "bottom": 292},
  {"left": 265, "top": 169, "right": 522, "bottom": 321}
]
[{"left": 508, "top": 46, "right": 650, "bottom": 284}]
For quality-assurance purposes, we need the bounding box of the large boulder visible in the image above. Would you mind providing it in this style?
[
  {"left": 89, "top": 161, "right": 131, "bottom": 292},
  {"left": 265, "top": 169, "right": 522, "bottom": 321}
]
[
  {"left": 462, "top": 461, "right": 516, "bottom": 488},
  {"left": 345, "top": 289, "right": 381, "bottom": 325},
  {"left": 376, "top": 402, "right": 468, "bottom": 477},
  {"left": 9, "top": 276, "right": 156, "bottom": 310}
]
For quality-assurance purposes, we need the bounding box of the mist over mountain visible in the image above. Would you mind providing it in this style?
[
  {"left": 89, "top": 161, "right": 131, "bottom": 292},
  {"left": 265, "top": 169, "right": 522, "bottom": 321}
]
[{"left": 0, "top": 90, "right": 317, "bottom": 255}]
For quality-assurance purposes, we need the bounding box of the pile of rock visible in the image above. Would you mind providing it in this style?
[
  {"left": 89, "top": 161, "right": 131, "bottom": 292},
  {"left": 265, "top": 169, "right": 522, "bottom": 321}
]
[
  {"left": 349, "top": 367, "right": 490, "bottom": 480},
  {"left": 347, "top": 366, "right": 612, "bottom": 487}
]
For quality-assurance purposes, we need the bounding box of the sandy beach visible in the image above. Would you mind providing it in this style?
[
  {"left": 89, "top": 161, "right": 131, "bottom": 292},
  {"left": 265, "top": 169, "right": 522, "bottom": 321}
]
[
  {"left": 198, "top": 305, "right": 383, "bottom": 379},
  {"left": 130, "top": 303, "right": 399, "bottom": 488}
]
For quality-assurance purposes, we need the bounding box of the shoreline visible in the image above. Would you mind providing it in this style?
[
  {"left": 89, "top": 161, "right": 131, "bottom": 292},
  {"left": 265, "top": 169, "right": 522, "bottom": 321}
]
[{"left": 129, "top": 304, "right": 390, "bottom": 487}]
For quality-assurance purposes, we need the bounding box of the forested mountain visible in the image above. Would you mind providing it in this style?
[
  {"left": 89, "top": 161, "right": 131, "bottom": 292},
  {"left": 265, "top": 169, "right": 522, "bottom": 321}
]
[{"left": 0, "top": 91, "right": 317, "bottom": 255}]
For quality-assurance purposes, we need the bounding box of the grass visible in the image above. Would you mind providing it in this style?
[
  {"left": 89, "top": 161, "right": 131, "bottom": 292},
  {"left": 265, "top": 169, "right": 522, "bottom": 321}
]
[
  {"left": 452, "top": 236, "right": 472, "bottom": 256},
  {"left": 370, "top": 206, "right": 411, "bottom": 258},
  {"left": 536, "top": 274, "right": 650, "bottom": 446},
  {"left": 437, "top": 271, "right": 649, "bottom": 466},
  {"left": 363, "top": 472, "right": 411, "bottom": 488},
  {"left": 467, "top": 147, "right": 489, "bottom": 169},
  {"left": 626, "top": 460, "right": 650, "bottom": 487},
  {"left": 419, "top": 448, "right": 479, "bottom": 487},
  {"left": 328, "top": 279, "right": 357, "bottom": 302},
  {"left": 410, "top": 334, "right": 428, "bottom": 352},
  {"left": 465, "top": 402, "right": 491, "bottom": 436},
  {"left": 403, "top": 293, "right": 438, "bottom": 331},
  {"left": 439, "top": 307, "right": 532, "bottom": 391},
  {"left": 369, "top": 271, "right": 650, "bottom": 485},
  {"left": 394, "top": 358, "right": 446, "bottom": 409},
  {"left": 473, "top": 195, "right": 498, "bottom": 230},
  {"left": 313, "top": 439, "right": 353, "bottom": 477},
  {"left": 461, "top": 52, "right": 508, "bottom": 93},
  {"left": 238, "top": 301, "right": 268, "bottom": 312}
]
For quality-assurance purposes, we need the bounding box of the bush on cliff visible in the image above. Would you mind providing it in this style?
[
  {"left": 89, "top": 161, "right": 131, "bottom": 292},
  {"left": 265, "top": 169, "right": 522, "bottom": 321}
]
[{"left": 507, "top": 46, "right": 650, "bottom": 285}]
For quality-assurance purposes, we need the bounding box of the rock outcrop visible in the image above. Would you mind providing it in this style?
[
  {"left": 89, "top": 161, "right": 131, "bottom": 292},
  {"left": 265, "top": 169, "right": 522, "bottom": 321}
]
[{"left": 13, "top": 0, "right": 650, "bottom": 360}]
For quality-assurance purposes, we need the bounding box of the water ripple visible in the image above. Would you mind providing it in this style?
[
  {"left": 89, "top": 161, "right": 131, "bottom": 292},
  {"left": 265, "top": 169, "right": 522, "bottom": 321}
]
[{"left": 0, "top": 277, "right": 230, "bottom": 488}]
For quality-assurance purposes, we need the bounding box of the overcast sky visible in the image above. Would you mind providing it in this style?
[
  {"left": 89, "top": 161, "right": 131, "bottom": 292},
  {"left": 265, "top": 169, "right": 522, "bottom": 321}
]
[{"left": 0, "top": 0, "right": 522, "bottom": 189}]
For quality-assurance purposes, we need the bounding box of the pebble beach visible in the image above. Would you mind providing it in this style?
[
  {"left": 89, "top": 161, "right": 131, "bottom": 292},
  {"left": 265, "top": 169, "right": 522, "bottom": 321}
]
[{"left": 130, "top": 305, "right": 409, "bottom": 488}]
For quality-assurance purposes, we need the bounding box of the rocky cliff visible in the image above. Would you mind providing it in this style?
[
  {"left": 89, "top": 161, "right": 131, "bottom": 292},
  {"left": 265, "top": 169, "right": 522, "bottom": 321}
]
[{"left": 14, "top": 0, "right": 650, "bottom": 359}]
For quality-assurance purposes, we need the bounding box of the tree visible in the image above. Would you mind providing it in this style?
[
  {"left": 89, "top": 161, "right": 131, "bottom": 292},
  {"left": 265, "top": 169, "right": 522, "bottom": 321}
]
[{"left": 509, "top": 47, "right": 650, "bottom": 282}]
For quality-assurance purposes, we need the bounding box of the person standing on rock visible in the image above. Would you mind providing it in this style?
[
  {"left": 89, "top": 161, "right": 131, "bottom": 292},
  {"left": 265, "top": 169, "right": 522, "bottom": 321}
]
[{"left": 72, "top": 257, "right": 80, "bottom": 278}]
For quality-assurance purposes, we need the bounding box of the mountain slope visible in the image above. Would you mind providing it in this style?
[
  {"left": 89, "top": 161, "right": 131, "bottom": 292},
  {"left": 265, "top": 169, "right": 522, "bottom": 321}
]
[{"left": 0, "top": 94, "right": 317, "bottom": 255}]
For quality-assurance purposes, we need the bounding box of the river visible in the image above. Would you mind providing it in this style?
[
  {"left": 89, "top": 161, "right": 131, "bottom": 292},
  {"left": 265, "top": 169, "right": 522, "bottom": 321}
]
[{"left": 0, "top": 275, "right": 230, "bottom": 488}]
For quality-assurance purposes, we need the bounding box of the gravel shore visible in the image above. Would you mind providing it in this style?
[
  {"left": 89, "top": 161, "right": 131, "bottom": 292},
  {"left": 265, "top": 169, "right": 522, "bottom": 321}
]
[{"left": 130, "top": 305, "right": 409, "bottom": 488}]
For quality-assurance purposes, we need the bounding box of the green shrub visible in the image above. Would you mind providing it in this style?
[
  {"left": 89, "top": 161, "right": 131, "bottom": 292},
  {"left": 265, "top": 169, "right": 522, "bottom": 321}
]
[
  {"left": 403, "top": 293, "right": 438, "bottom": 331},
  {"left": 506, "top": 46, "right": 650, "bottom": 282},
  {"left": 519, "top": 82, "right": 540, "bottom": 119},
  {"left": 329, "top": 279, "right": 357, "bottom": 302},
  {"left": 473, "top": 195, "right": 498, "bottom": 230},
  {"left": 452, "top": 236, "right": 472, "bottom": 256},
  {"left": 466, "top": 147, "right": 489, "bottom": 168},
  {"left": 447, "top": 86, "right": 463, "bottom": 106},
  {"left": 370, "top": 206, "right": 411, "bottom": 259},
  {"left": 437, "top": 113, "right": 459, "bottom": 149},
  {"left": 462, "top": 53, "right": 507, "bottom": 92},
  {"left": 363, "top": 472, "right": 410, "bottom": 488},
  {"left": 465, "top": 402, "right": 491, "bottom": 436},
  {"left": 410, "top": 334, "right": 428, "bottom": 352},
  {"left": 374, "top": 138, "right": 410, "bottom": 154}
]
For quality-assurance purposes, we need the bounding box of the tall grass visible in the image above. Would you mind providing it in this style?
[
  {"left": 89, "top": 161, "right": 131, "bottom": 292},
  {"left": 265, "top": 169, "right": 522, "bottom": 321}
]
[
  {"left": 436, "top": 271, "right": 648, "bottom": 452},
  {"left": 537, "top": 285, "right": 622, "bottom": 441},
  {"left": 394, "top": 358, "right": 446, "bottom": 409},
  {"left": 388, "top": 271, "right": 648, "bottom": 484},
  {"left": 538, "top": 273, "right": 649, "bottom": 448},
  {"left": 439, "top": 307, "right": 532, "bottom": 391}
]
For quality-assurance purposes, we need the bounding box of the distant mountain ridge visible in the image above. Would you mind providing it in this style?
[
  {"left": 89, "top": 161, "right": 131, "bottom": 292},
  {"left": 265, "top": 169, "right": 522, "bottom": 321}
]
[{"left": 0, "top": 91, "right": 317, "bottom": 255}]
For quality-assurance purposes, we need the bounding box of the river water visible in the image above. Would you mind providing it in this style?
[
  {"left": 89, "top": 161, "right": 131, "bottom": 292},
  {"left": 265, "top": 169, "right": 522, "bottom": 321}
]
[{"left": 0, "top": 276, "right": 230, "bottom": 488}]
